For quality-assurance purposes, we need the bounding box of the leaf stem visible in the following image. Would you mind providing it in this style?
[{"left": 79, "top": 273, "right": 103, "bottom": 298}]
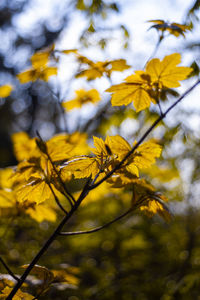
[
  {"left": 89, "top": 79, "right": 200, "bottom": 191},
  {"left": 0, "top": 257, "right": 20, "bottom": 282},
  {"left": 7, "top": 79, "right": 200, "bottom": 300},
  {"left": 48, "top": 182, "right": 68, "bottom": 215},
  {"left": 59, "top": 207, "right": 133, "bottom": 236}
]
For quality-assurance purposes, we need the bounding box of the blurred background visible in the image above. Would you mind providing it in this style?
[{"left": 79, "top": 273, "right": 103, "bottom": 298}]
[{"left": 1, "top": 0, "right": 200, "bottom": 299}]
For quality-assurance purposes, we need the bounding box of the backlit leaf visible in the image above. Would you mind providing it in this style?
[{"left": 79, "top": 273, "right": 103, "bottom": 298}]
[
  {"left": 0, "top": 85, "right": 12, "bottom": 98},
  {"left": 107, "top": 53, "right": 192, "bottom": 111},
  {"left": 62, "top": 89, "right": 100, "bottom": 110},
  {"left": 146, "top": 53, "right": 192, "bottom": 88}
]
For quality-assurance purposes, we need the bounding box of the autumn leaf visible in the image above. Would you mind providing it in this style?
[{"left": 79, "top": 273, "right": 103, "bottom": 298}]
[
  {"left": 12, "top": 132, "right": 38, "bottom": 162},
  {"left": 140, "top": 199, "right": 171, "bottom": 222},
  {"left": 17, "top": 47, "right": 57, "bottom": 83},
  {"left": 61, "top": 49, "right": 78, "bottom": 54},
  {"left": 31, "top": 52, "right": 49, "bottom": 68},
  {"left": 107, "top": 53, "right": 192, "bottom": 111},
  {"left": 21, "top": 264, "right": 54, "bottom": 285},
  {"left": 132, "top": 139, "right": 162, "bottom": 169},
  {"left": 63, "top": 157, "right": 99, "bottom": 179},
  {"left": 145, "top": 53, "right": 192, "bottom": 88},
  {"left": 0, "top": 85, "right": 13, "bottom": 98},
  {"left": 62, "top": 89, "right": 100, "bottom": 110},
  {"left": 106, "top": 135, "right": 131, "bottom": 159},
  {"left": 75, "top": 53, "right": 130, "bottom": 80},
  {"left": 52, "top": 269, "right": 79, "bottom": 285},
  {"left": 15, "top": 178, "right": 54, "bottom": 204},
  {"left": 0, "top": 286, "right": 33, "bottom": 299},
  {"left": 64, "top": 135, "right": 162, "bottom": 179},
  {"left": 26, "top": 201, "right": 57, "bottom": 223},
  {"left": 148, "top": 19, "right": 191, "bottom": 37}
]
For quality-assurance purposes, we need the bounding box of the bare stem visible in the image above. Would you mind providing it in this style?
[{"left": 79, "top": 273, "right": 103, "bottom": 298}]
[
  {"left": 89, "top": 79, "right": 200, "bottom": 191},
  {"left": 59, "top": 207, "right": 133, "bottom": 236},
  {"left": 7, "top": 79, "right": 200, "bottom": 300},
  {"left": 36, "top": 131, "right": 75, "bottom": 206},
  {"left": 48, "top": 182, "right": 68, "bottom": 215},
  {"left": 0, "top": 257, "right": 20, "bottom": 282}
]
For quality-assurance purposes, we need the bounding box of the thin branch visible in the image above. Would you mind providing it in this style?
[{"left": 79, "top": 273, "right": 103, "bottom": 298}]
[
  {"left": 89, "top": 79, "right": 200, "bottom": 191},
  {"left": 0, "top": 257, "right": 20, "bottom": 282},
  {"left": 59, "top": 207, "right": 133, "bottom": 236},
  {"left": 36, "top": 131, "right": 75, "bottom": 207},
  {"left": 145, "top": 34, "right": 164, "bottom": 67},
  {"left": 48, "top": 182, "right": 68, "bottom": 215},
  {"left": 7, "top": 80, "right": 200, "bottom": 300}
]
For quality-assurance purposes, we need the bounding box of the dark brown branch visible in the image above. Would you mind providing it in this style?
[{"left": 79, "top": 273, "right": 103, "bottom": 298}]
[
  {"left": 59, "top": 207, "right": 133, "bottom": 236},
  {"left": 0, "top": 257, "right": 20, "bottom": 282},
  {"left": 36, "top": 131, "right": 75, "bottom": 207},
  {"left": 7, "top": 80, "right": 200, "bottom": 300},
  {"left": 48, "top": 182, "right": 68, "bottom": 215}
]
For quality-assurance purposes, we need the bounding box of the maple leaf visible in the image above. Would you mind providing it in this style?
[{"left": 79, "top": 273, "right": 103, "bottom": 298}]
[
  {"left": 62, "top": 89, "right": 100, "bottom": 111},
  {"left": 145, "top": 53, "right": 192, "bottom": 88},
  {"left": 0, "top": 286, "right": 33, "bottom": 299},
  {"left": 148, "top": 19, "right": 191, "bottom": 37},
  {"left": 106, "top": 53, "right": 192, "bottom": 111},
  {"left": 64, "top": 135, "right": 162, "bottom": 179},
  {"left": 12, "top": 132, "right": 39, "bottom": 162},
  {"left": 0, "top": 85, "right": 13, "bottom": 98},
  {"left": 17, "top": 46, "right": 57, "bottom": 83},
  {"left": 75, "top": 53, "right": 130, "bottom": 80},
  {"left": 26, "top": 201, "right": 57, "bottom": 222},
  {"left": 140, "top": 199, "right": 171, "bottom": 222},
  {"left": 52, "top": 269, "right": 79, "bottom": 285},
  {"left": 63, "top": 157, "right": 99, "bottom": 179}
]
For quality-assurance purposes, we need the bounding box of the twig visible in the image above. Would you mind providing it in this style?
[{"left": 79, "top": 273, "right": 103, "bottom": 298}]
[
  {"left": 7, "top": 79, "right": 200, "bottom": 300},
  {"left": 0, "top": 257, "right": 20, "bottom": 282},
  {"left": 36, "top": 131, "right": 75, "bottom": 207},
  {"left": 47, "top": 182, "right": 68, "bottom": 215},
  {"left": 89, "top": 79, "right": 200, "bottom": 191},
  {"left": 59, "top": 207, "right": 133, "bottom": 236}
]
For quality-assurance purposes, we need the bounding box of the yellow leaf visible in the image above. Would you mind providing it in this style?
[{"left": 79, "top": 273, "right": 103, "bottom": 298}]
[
  {"left": 146, "top": 53, "right": 192, "bottom": 88},
  {"left": 26, "top": 202, "right": 57, "bottom": 223},
  {"left": 106, "top": 71, "right": 153, "bottom": 112},
  {"left": 109, "top": 59, "right": 130, "bottom": 71},
  {"left": 52, "top": 269, "right": 79, "bottom": 285},
  {"left": 148, "top": 19, "right": 191, "bottom": 37},
  {"left": 21, "top": 264, "right": 54, "bottom": 289},
  {"left": 17, "top": 69, "right": 37, "bottom": 83},
  {"left": 76, "top": 55, "right": 130, "bottom": 80},
  {"left": 64, "top": 157, "right": 99, "bottom": 179},
  {"left": 0, "top": 85, "right": 12, "bottom": 98},
  {"left": 126, "top": 163, "right": 139, "bottom": 177},
  {"left": 62, "top": 89, "right": 100, "bottom": 111},
  {"left": 107, "top": 53, "right": 192, "bottom": 111},
  {"left": 0, "top": 286, "right": 33, "bottom": 299},
  {"left": 140, "top": 199, "right": 171, "bottom": 222},
  {"left": 92, "top": 136, "right": 108, "bottom": 158},
  {"left": 12, "top": 132, "right": 38, "bottom": 161},
  {"left": 0, "top": 167, "right": 14, "bottom": 189},
  {"left": 106, "top": 135, "right": 131, "bottom": 159},
  {"left": 61, "top": 49, "right": 78, "bottom": 54},
  {"left": 41, "top": 66, "right": 57, "bottom": 81},
  {"left": 133, "top": 140, "right": 162, "bottom": 169},
  {"left": 17, "top": 66, "right": 57, "bottom": 83},
  {"left": 31, "top": 52, "right": 49, "bottom": 68},
  {"left": 46, "top": 132, "right": 89, "bottom": 162},
  {"left": 16, "top": 179, "right": 53, "bottom": 204},
  {"left": 0, "top": 190, "right": 15, "bottom": 208}
]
